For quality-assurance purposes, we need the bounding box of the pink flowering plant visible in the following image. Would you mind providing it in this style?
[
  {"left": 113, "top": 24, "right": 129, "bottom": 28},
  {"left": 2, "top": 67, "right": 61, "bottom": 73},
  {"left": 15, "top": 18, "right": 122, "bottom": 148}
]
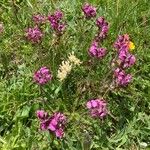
[{"left": 0, "top": 1, "right": 149, "bottom": 150}]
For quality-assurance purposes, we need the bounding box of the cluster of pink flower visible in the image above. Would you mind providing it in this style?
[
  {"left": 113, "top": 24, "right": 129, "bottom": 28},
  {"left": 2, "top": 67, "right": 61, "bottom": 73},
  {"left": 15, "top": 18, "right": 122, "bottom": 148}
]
[
  {"left": 82, "top": 3, "right": 97, "bottom": 18},
  {"left": 32, "top": 14, "right": 46, "bottom": 25},
  {"left": 114, "top": 68, "right": 132, "bottom": 86},
  {"left": 25, "top": 26, "right": 43, "bottom": 43},
  {"left": 89, "top": 41, "right": 106, "bottom": 59},
  {"left": 48, "top": 10, "right": 66, "bottom": 35},
  {"left": 33, "top": 67, "right": 52, "bottom": 85},
  {"left": 37, "top": 110, "right": 67, "bottom": 138},
  {"left": 86, "top": 99, "right": 107, "bottom": 119},
  {"left": 36, "top": 99, "right": 108, "bottom": 138},
  {"left": 25, "top": 10, "right": 66, "bottom": 43},
  {"left": 114, "top": 34, "right": 136, "bottom": 68},
  {"left": 96, "top": 17, "right": 109, "bottom": 40},
  {"left": 113, "top": 34, "right": 136, "bottom": 86},
  {"left": 82, "top": 3, "right": 109, "bottom": 59}
]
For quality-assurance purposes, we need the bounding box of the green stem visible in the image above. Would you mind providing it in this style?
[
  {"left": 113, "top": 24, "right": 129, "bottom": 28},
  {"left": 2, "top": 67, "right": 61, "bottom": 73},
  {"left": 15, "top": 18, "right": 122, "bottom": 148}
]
[{"left": 116, "top": 0, "right": 120, "bottom": 16}]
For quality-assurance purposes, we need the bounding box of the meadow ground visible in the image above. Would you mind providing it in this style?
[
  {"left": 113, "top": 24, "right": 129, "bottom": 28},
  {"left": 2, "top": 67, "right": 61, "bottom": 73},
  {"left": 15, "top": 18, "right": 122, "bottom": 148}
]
[{"left": 0, "top": 0, "right": 150, "bottom": 149}]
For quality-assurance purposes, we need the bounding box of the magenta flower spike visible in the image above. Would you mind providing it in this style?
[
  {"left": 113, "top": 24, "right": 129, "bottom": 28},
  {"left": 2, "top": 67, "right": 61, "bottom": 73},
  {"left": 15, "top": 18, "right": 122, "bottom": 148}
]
[
  {"left": 33, "top": 67, "right": 52, "bottom": 85},
  {"left": 89, "top": 41, "right": 106, "bottom": 58},
  {"left": 114, "top": 68, "right": 132, "bottom": 86},
  {"left": 36, "top": 110, "right": 67, "bottom": 138},
  {"left": 82, "top": 3, "right": 97, "bottom": 18},
  {"left": 86, "top": 99, "right": 107, "bottom": 119},
  {"left": 32, "top": 14, "right": 46, "bottom": 25},
  {"left": 96, "top": 17, "right": 109, "bottom": 39},
  {"left": 48, "top": 10, "right": 66, "bottom": 34},
  {"left": 25, "top": 26, "right": 43, "bottom": 43}
]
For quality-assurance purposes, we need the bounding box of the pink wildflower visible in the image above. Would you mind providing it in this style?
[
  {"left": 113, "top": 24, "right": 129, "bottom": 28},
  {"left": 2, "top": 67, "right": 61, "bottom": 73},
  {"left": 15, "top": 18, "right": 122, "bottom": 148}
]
[
  {"left": 33, "top": 67, "right": 52, "bottom": 85},
  {"left": 48, "top": 10, "right": 66, "bottom": 34},
  {"left": 118, "top": 50, "right": 136, "bottom": 68},
  {"left": 114, "top": 68, "right": 132, "bottom": 86},
  {"left": 89, "top": 41, "right": 106, "bottom": 58},
  {"left": 54, "top": 10, "right": 63, "bottom": 20},
  {"left": 55, "top": 128, "right": 64, "bottom": 138},
  {"left": 82, "top": 3, "right": 97, "bottom": 18},
  {"left": 25, "top": 26, "right": 43, "bottom": 43},
  {"left": 86, "top": 99, "right": 107, "bottom": 119},
  {"left": 36, "top": 110, "right": 50, "bottom": 130},
  {"left": 123, "top": 54, "right": 136, "bottom": 68},
  {"left": 32, "top": 14, "right": 46, "bottom": 25},
  {"left": 36, "top": 110, "right": 67, "bottom": 138},
  {"left": 114, "top": 34, "right": 130, "bottom": 50},
  {"left": 36, "top": 110, "right": 48, "bottom": 121},
  {"left": 96, "top": 17, "right": 109, "bottom": 39},
  {"left": 48, "top": 112, "right": 66, "bottom": 138},
  {"left": 114, "top": 34, "right": 136, "bottom": 68}
]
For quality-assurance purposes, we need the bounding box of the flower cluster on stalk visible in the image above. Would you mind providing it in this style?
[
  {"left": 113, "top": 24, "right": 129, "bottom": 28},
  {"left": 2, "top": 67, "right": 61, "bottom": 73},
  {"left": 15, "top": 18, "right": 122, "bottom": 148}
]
[
  {"left": 48, "top": 10, "right": 66, "bottom": 35},
  {"left": 32, "top": 14, "right": 46, "bottom": 25},
  {"left": 96, "top": 17, "right": 109, "bottom": 40},
  {"left": 82, "top": 4, "right": 109, "bottom": 59},
  {"left": 86, "top": 99, "right": 107, "bottom": 119},
  {"left": 89, "top": 41, "right": 106, "bottom": 58},
  {"left": 82, "top": 3, "right": 97, "bottom": 19},
  {"left": 33, "top": 67, "right": 52, "bottom": 85},
  {"left": 37, "top": 110, "right": 67, "bottom": 138},
  {"left": 114, "top": 68, "right": 132, "bottom": 86},
  {"left": 26, "top": 10, "right": 66, "bottom": 43},
  {"left": 25, "top": 26, "right": 43, "bottom": 43},
  {"left": 113, "top": 34, "right": 136, "bottom": 86}
]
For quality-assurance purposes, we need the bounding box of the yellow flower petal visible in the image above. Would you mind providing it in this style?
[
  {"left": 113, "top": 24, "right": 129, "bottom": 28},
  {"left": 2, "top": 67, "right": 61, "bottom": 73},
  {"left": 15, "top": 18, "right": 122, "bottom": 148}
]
[{"left": 129, "top": 41, "right": 135, "bottom": 51}]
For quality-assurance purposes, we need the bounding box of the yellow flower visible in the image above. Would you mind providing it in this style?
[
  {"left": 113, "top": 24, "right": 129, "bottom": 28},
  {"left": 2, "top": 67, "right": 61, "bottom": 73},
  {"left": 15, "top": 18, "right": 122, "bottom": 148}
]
[{"left": 129, "top": 41, "right": 135, "bottom": 51}]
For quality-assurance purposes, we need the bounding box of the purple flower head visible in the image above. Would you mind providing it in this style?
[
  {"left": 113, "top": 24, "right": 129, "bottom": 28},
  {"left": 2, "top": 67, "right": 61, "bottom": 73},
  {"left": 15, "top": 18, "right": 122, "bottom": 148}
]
[
  {"left": 36, "top": 110, "right": 48, "bottom": 121},
  {"left": 86, "top": 99, "right": 107, "bottom": 119},
  {"left": 114, "top": 68, "right": 132, "bottom": 86},
  {"left": 120, "top": 53, "right": 136, "bottom": 68},
  {"left": 96, "top": 17, "right": 108, "bottom": 28},
  {"left": 114, "top": 34, "right": 136, "bottom": 68},
  {"left": 40, "top": 120, "right": 50, "bottom": 130},
  {"left": 124, "top": 54, "right": 136, "bottom": 68},
  {"left": 33, "top": 66, "right": 52, "bottom": 85},
  {"left": 89, "top": 41, "right": 106, "bottom": 58},
  {"left": 54, "top": 10, "right": 63, "bottom": 20},
  {"left": 25, "top": 26, "right": 43, "bottom": 43},
  {"left": 55, "top": 128, "right": 64, "bottom": 138},
  {"left": 114, "top": 34, "right": 130, "bottom": 50},
  {"left": 48, "top": 10, "right": 66, "bottom": 34},
  {"left": 97, "top": 25, "right": 109, "bottom": 39},
  {"left": 96, "top": 17, "right": 109, "bottom": 39},
  {"left": 117, "top": 46, "right": 136, "bottom": 68},
  {"left": 36, "top": 111, "right": 67, "bottom": 138},
  {"left": 36, "top": 110, "right": 50, "bottom": 130},
  {"left": 82, "top": 3, "right": 97, "bottom": 18},
  {"left": 118, "top": 44, "right": 129, "bottom": 57},
  {"left": 32, "top": 14, "right": 46, "bottom": 25},
  {"left": 48, "top": 112, "right": 67, "bottom": 138}
]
